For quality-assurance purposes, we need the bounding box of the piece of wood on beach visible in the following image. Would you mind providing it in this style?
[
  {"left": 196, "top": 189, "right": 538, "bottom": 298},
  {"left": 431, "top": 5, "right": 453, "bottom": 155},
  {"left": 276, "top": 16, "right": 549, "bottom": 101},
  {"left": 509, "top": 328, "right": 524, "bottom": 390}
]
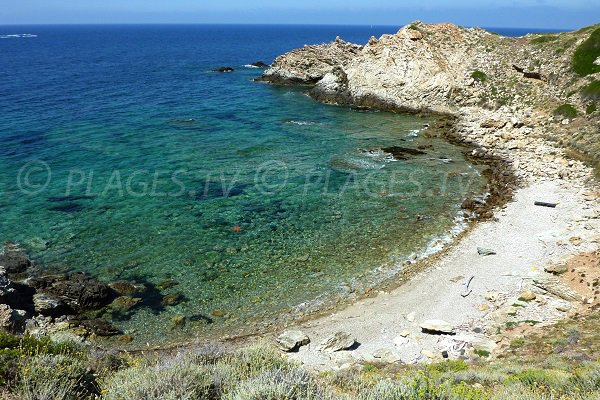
[{"left": 534, "top": 201, "right": 558, "bottom": 208}]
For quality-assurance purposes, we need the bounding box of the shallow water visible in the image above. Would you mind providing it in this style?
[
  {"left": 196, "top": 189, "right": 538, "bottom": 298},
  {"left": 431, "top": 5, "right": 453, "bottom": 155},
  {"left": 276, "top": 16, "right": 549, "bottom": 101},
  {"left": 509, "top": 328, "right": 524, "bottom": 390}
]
[{"left": 0, "top": 25, "right": 488, "bottom": 344}]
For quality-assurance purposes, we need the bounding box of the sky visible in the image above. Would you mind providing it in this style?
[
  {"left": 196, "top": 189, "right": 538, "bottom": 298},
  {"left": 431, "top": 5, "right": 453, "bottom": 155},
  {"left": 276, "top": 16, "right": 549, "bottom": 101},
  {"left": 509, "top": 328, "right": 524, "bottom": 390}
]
[{"left": 2, "top": 0, "right": 599, "bottom": 29}]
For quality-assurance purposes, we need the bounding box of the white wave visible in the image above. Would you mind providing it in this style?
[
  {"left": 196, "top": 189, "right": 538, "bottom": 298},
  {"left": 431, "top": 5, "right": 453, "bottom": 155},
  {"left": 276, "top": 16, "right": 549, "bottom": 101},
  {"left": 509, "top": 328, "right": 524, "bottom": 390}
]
[
  {"left": 286, "top": 120, "right": 320, "bottom": 126},
  {"left": 243, "top": 64, "right": 261, "bottom": 69},
  {"left": 0, "top": 33, "right": 37, "bottom": 39}
]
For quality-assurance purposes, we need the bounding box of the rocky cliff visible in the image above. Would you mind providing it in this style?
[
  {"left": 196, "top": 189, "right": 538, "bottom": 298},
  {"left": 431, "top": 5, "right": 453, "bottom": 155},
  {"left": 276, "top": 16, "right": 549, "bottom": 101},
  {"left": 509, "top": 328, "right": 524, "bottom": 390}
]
[{"left": 261, "top": 22, "right": 600, "bottom": 177}]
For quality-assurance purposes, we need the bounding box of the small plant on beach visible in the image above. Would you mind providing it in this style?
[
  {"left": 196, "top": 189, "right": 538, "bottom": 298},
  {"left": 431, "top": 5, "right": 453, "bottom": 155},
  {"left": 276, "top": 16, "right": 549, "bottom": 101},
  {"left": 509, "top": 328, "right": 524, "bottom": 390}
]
[
  {"left": 471, "top": 70, "right": 488, "bottom": 83},
  {"left": 554, "top": 103, "right": 578, "bottom": 118},
  {"left": 587, "top": 102, "right": 598, "bottom": 114},
  {"left": 572, "top": 27, "right": 600, "bottom": 76}
]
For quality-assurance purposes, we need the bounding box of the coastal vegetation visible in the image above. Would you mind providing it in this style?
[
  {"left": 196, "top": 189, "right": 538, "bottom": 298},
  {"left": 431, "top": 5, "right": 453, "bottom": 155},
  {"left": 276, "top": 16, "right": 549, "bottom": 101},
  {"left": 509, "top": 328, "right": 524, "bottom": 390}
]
[
  {"left": 2, "top": 312, "right": 600, "bottom": 399},
  {"left": 572, "top": 27, "right": 600, "bottom": 76},
  {"left": 554, "top": 103, "right": 579, "bottom": 118}
]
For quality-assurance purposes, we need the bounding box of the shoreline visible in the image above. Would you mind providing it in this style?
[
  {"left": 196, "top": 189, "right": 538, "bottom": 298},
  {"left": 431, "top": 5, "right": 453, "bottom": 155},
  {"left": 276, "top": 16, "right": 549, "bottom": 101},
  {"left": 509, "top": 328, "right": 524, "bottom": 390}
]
[{"left": 241, "top": 104, "right": 599, "bottom": 370}]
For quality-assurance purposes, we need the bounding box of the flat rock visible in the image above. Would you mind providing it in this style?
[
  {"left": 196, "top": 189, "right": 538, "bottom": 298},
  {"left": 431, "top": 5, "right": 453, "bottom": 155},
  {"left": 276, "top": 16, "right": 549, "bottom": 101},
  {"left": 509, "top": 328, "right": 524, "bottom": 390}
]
[
  {"left": 545, "top": 263, "right": 568, "bottom": 275},
  {"left": 318, "top": 331, "right": 356, "bottom": 353},
  {"left": 276, "top": 330, "right": 310, "bottom": 352},
  {"left": 420, "top": 319, "right": 455, "bottom": 334},
  {"left": 0, "top": 244, "right": 32, "bottom": 274},
  {"left": 372, "top": 348, "right": 402, "bottom": 363},
  {"left": 533, "top": 276, "right": 582, "bottom": 302}
]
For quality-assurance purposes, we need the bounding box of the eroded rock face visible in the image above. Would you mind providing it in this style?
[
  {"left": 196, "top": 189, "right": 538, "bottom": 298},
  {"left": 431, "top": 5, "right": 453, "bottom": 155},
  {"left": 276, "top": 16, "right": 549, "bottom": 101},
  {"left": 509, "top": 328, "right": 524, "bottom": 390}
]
[{"left": 258, "top": 37, "right": 363, "bottom": 85}]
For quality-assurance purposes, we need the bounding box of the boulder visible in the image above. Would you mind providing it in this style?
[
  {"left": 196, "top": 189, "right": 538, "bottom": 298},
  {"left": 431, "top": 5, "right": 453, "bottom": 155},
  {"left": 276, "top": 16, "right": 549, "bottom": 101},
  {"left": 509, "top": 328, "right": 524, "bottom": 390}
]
[
  {"left": 318, "top": 331, "right": 357, "bottom": 352},
  {"left": 0, "top": 267, "right": 15, "bottom": 298},
  {"left": 594, "top": 56, "right": 600, "bottom": 66},
  {"left": 250, "top": 61, "right": 270, "bottom": 68},
  {"left": 276, "top": 330, "right": 310, "bottom": 352},
  {"left": 0, "top": 304, "right": 18, "bottom": 332},
  {"left": 81, "top": 318, "right": 120, "bottom": 336},
  {"left": 480, "top": 119, "right": 507, "bottom": 129},
  {"left": 420, "top": 320, "right": 455, "bottom": 334},
  {"left": 0, "top": 244, "right": 32, "bottom": 274},
  {"left": 33, "top": 293, "right": 70, "bottom": 317},
  {"left": 31, "top": 273, "right": 114, "bottom": 312},
  {"left": 519, "top": 290, "right": 537, "bottom": 301}
]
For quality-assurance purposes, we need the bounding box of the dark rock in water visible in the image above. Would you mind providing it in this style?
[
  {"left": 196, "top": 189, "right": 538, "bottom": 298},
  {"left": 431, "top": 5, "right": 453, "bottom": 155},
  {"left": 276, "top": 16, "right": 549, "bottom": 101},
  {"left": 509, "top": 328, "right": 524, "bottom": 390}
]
[
  {"left": 31, "top": 272, "right": 115, "bottom": 312},
  {"left": 213, "top": 66, "right": 234, "bottom": 73},
  {"left": 47, "top": 195, "right": 95, "bottom": 202},
  {"left": 81, "top": 318, "right": 120, "bottom": 336},
  {"left": 196, "top": 181, "right": 246, "bottom": 201},
  {"left": 48, "top": 203, "right": 85, "bottom": 213},
  {"left": 0, "top": 244, "right": 32, "bottom": 274},
  {"left": 381, "top": 146, "right": 427, "bottom": 160},
  {"left": 251, "top": 61, "right": 270, "bottom": 68}
]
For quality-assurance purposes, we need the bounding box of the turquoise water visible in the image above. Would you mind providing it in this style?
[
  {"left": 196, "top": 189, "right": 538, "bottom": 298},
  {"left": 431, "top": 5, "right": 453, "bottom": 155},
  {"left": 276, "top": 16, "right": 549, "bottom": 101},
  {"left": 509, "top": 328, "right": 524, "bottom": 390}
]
[{"left": 0, "top": 25, "right": 487, "bottom": 344}]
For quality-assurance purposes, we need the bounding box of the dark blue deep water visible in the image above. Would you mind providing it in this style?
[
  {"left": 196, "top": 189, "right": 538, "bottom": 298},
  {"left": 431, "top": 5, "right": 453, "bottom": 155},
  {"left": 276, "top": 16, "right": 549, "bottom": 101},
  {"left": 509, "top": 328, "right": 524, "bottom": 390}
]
[{"left": 0, "top": 25, "right": 492, "bottom": 345}]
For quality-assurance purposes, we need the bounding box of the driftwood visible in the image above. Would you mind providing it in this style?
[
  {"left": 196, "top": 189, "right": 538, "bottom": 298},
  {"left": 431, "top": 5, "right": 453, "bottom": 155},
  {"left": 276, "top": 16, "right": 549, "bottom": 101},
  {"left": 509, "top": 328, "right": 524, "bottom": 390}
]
[
  {"left": 534, "top": 201, "right": 558, "bottom": 208},
  {"left": 512, "top": 64, "right": 525, "bottom": 73},
  {"left": 461, "top": 275, "right": 475, "bottom": 298}
]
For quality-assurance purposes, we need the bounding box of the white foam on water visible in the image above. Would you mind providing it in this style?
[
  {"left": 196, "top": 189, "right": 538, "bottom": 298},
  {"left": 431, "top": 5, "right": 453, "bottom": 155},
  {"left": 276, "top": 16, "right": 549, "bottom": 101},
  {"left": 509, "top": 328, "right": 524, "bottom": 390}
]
[
  {"left": 0, "top": 34, "right": 37, "bottom": 39},
  {"left": 286, "top": 120, "right": 320, "bottom": 126},
  {"left": 243, "top": 64, "right": 261, "bottom": 69}
]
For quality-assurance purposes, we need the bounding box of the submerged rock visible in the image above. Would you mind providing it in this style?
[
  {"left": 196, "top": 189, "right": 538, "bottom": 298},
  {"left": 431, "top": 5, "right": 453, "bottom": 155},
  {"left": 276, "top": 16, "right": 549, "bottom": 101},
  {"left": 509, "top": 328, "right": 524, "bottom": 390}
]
[
  {"left": 381, "top": 146, "right": 427, "bottom": 160},
  {"left": 276, "top": 330, "right": 310, "bottom": 352},
  {"left": 318, "top": 331, "right": 357, "bottom": 352}
]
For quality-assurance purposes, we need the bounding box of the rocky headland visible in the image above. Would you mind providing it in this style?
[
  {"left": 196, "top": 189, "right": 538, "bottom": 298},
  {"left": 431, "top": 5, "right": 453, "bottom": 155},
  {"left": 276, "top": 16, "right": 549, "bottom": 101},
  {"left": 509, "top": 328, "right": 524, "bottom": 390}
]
[{"left": 257, "top": 22, "right": 600, "bottom": 369}]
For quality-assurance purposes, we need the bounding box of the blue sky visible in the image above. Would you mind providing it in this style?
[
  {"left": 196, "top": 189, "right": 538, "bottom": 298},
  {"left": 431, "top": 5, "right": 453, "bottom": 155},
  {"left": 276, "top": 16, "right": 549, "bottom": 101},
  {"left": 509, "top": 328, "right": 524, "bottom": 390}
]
[{"left": 2, "top": 0, "right": 599, "bottom": 29}]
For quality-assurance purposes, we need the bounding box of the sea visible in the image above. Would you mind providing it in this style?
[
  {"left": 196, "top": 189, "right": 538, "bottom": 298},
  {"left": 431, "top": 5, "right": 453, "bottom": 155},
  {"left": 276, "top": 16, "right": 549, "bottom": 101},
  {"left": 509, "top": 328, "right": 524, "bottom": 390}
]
[{"left": 0, "top": 24, "right": 551, "bottom": 345}]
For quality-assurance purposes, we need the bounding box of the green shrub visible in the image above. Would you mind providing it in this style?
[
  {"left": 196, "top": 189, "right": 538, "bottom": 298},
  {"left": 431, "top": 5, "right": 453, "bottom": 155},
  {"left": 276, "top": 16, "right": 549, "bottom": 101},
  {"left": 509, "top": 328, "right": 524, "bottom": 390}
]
[
  {"left": 101, "top": 356, "right": 213, "bottom": 400},
  {"left": 219, "top": 344, "right": 294, "bottom": 381},
  {"left": 471, "top": 70, "right": 488, "bottom": 83},
  {"left": 554, "top": 104, "right": 579, "bottom": 118},
  {"left": 428, "top": 359, "right": 469, "bottom": 374},
  {"left": 16, "top": 355, "right": 87, "bottom": 400},
  {"left": 587, "top": 102, "right": 597, "bottom": 114},
  {"left": 573, "top": 27, "right": 600, "bottom": 76},
  {"left": 530, "top": 35, "right": 559, "bottom": 44},
  {"left": 225, "top": 368, "right": 333, "bottom": 400},
  {"left": 582, "top": 80, "right": 600, "bottom": 101}
]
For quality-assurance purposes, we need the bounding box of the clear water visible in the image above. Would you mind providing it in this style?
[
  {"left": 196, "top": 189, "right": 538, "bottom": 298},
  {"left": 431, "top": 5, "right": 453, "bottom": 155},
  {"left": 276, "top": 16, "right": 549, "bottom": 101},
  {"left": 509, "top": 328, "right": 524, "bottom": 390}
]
[{"left": 0, "top": 25, "right": 487, "bottom": 345}]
